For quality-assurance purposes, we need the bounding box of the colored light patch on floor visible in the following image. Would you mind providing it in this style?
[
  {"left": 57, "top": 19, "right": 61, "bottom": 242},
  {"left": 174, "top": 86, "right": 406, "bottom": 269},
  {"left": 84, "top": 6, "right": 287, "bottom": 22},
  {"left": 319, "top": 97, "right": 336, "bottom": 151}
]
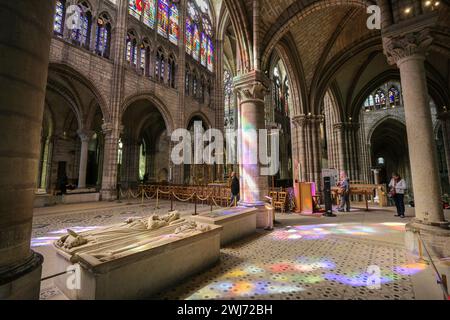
[
  {"left": 31, "top": 236, "right": 60, "bottom": 247},
  {"left": 31, "top": 226, "right": 103, "bottom": 247},
  {"left": 48, "top": 226, "right": 102, "bottom": 234},
  {"left": 324, "top": 272, "right": 394, "bottom": 287},
  {"left": 271, "top": 222, "right": 405, "bottom": 240},
  {"left": 182, "top": 257, "right": 337, "bottom": 299},
  {"left": 186, "top": 280, "right": 305, "bottom": 299},
  {"left": 393, "top": 262, "right": 428, "bottom": 276}
]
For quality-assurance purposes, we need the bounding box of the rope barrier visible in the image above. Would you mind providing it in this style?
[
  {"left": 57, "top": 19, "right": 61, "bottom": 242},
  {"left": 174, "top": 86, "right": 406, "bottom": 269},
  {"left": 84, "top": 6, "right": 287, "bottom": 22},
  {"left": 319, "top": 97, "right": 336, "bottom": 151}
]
[
  {"left": 172, "top": 192, "right": 195, "bottom": 202},
  {"left": 120, "top": 184, "right": 233, "bottom": 209}
]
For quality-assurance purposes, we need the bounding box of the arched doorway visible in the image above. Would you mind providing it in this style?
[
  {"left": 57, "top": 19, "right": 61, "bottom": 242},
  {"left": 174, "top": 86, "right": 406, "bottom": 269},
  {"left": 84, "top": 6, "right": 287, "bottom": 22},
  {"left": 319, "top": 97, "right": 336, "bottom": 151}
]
[
  {"left": 121, "top": 99, "right": 170, "bottom": 187},
  {"left": 38, "top": 66, "right": 105, "bottom": 194},
  {"left": 370, "top": 118, "right": 410, "bottom": 189}
]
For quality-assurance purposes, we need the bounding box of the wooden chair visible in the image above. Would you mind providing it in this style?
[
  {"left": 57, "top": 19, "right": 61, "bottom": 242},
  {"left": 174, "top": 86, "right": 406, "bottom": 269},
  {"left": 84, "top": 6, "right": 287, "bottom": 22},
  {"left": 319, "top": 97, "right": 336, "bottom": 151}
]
[
  {"left": 221, "top": 188, "right": 230, "bottom": 207},
  {"left": 269, "top": 191, "right": 278, "bottom": 205},
  {"left": 274, "top": 191, "right": 287, "bottom": 213}
]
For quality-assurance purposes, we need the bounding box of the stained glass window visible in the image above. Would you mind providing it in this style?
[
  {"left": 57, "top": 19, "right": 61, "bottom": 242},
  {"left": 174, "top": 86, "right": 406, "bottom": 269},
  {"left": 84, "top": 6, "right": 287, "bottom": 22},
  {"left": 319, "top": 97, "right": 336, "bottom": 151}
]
[
  {"left": 200, "top": 32, "right": 207, "bottom": 66},
  {"left": 185, "top": 18, "right": 193, "bottom": 55},
  {"left": 195, "top": 0, "right": 210, "bottom": 14},
  {"left": 192, "top": 24, "right": 200, "bottom": 61},
  {"left": 362, "top": 82, "right": 403, "bottom": 112},
  {"left": 187, "top": 1, "right": 199, "bottom": 21},
  {"left": 156, "top": 49, "right": 165, "bottom": 81},
  {"left": 224, "top": 70, "right": 232, "bottom": 102},
  {"left": 143, "top": 0, "right": 157, "bottom": 28},
  {"left": 54, "top": 1, "right": 65, "bottom": 35},
  {"left": 169, "top": 3, "right": 179, "bottom": 44},
  {"left": 140, "top": 44, "right": 147, "bottom": 72},
  {"left": 186, "top": 1, "right": 214, "bottom": 71},
  {"left": 185, "top": 69, "right": 190, "bottom": 95},
  {"left": 207, "top": 38, "right": 214, "bottom": 71},
  {"left": 388, "top": 86, "right": 400, "bottom": 106},
  {"left": 160, "top": 54, "right": 165, "bottom": 81},
  {"left": 168, "top": 56, "right": 175, "bottom": 88},
  {"left": 71, "top": 8, "right": 92, "bottom": 48},
  {"left": 129, "top": 0, "right": 142, "bottom": 19},
  {"left": 126, "top": 32, "right": 137, "bottom": 65},
  {"left": 380, "top": 92, "right": 386, "bottom": 105},
  {"left": 157, "top": 0, "right": 169, "bottom": 37},
  {"left": 95, "top": 15, "right": 111, "bottom": 58},
  {"left": 193, "top": 75, "right": 198, "bottom": 96},
  {"left": 202, "top": 16, "right": 212, "bottom": 37},
  {"left": 375, "top": 94, "right": 381, "bottom": 105}
]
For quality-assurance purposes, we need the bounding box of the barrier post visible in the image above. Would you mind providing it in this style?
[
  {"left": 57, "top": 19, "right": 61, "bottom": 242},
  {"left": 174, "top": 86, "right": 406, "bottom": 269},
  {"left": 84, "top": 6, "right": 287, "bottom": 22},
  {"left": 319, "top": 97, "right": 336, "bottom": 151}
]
[
  {"left": 194, "top": 193, "right": 197, "bottom": 215},
  {"left": 116, "top": 183, "right": 121, "bottom": 202},
  {"left": 155, "top": 189, "right": 160, "bottom": 209}
]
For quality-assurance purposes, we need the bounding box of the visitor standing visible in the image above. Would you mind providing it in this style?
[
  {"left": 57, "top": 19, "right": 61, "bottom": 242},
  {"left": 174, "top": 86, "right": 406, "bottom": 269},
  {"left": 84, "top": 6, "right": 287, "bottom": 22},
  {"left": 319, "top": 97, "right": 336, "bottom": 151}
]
[
  {"left": 58, "top": 174, "right": 68, "bottom": 195},
  {"left": 337, "top": 171, "right": 350, "bottom": 212},
  {"left": 389, "top": 173, "right": 407, "bottom": 218},
  {"left": 230, "top": 172, "right": 240, "bottom": 206}
]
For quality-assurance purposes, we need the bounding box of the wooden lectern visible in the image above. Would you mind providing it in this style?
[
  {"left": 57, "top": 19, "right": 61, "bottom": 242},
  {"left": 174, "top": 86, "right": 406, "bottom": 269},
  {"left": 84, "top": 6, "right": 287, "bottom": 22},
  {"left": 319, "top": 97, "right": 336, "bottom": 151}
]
[{"left": 294, "top": 182, "right": 315, "bottom": 214}]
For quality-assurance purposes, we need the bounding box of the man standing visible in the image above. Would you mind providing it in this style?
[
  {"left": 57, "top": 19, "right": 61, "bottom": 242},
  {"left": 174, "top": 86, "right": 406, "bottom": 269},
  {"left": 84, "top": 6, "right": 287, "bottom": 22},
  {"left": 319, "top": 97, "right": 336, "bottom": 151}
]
[
  {"left": 230, "top": 172, "right": 240, "bottom": 206},
  {"left": 337, "top": 171, "right": 350, "bottom": 212}
]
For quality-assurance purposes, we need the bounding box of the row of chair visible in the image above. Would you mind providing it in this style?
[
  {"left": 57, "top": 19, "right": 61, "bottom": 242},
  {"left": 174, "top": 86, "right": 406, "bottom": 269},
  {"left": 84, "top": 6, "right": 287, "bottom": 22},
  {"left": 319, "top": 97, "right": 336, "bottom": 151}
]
[{"left": 268, "top": 191, "right": 288, "bottom": 213}]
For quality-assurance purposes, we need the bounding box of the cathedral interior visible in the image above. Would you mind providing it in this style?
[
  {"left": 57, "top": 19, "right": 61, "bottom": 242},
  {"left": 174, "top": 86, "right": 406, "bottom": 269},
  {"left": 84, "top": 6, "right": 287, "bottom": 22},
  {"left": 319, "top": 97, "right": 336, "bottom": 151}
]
[{"left": 1, "top": 0, "right": 450, "bottom": 301}]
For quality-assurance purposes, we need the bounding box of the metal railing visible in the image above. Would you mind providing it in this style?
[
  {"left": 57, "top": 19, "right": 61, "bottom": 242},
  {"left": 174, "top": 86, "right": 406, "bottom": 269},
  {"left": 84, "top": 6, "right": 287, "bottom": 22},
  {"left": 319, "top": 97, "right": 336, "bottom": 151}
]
[{"left": 417, "top": 232, "right": 449, "bottom": 300}]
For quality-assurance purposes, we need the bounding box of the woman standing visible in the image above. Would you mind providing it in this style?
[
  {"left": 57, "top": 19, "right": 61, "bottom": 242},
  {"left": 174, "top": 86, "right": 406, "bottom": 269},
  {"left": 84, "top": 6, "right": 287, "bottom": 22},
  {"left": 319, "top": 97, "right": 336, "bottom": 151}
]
[{"left": 389, "top": 173, "right": 407, "bottom": 218}]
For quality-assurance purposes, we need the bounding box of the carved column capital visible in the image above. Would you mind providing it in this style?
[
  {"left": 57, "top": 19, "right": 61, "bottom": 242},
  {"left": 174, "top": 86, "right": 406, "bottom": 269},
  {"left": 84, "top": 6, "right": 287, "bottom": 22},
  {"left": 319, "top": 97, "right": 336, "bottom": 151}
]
[
  {"left": 77, "top": 129, "right": 94, "bottom": 142},
  {"left": 383, "top": 29, "right": 433, "bottom": 65},
  {"left": 333, "top": 122, "right": 360, "bottom": 131},
  {"left": 233, "top": 70, "right": 270, "bottom": 102},
  {"left": 292, "top": 114, "right": 307, "bottom": 127},
  {"left": 102, "top": 122, "right": 124, "bottom": 136}
]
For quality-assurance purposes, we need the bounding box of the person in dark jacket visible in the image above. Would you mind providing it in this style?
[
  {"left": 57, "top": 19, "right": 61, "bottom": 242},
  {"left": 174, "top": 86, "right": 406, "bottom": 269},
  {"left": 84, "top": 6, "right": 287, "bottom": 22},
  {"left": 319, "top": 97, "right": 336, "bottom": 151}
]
[
  {"left": 58, "top": 174, "right": 68, "bottom": 195},
  {"left": 230, "top": 172, "right": 240, "bottom": 206}
]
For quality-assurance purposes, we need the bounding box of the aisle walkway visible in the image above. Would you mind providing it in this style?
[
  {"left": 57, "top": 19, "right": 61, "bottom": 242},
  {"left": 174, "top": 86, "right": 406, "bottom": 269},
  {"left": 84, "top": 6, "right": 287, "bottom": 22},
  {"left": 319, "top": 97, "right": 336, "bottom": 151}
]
[{"left": 33, "top": 201, "right": 449, "bottom": 300}]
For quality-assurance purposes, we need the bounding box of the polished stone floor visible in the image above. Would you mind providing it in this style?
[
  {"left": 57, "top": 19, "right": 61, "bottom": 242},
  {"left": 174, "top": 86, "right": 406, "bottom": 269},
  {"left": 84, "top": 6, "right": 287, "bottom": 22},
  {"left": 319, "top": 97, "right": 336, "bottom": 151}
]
[{"left": 33, "top": 200, "right": 449, "bottom": 300}]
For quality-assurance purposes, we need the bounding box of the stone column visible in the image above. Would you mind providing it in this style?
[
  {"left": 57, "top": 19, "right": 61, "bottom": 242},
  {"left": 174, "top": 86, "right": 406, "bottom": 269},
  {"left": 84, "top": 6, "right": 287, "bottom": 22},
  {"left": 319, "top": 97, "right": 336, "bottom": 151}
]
[
  {"left": 372, "top": 168, "right": 381, "bottom": 185},
  {"left": 384, "top": 30, "right": 448, "bottom": 228},
  {"left": 312, "top": 115, "right": 324, "bottom": 188},
  {"left": 100, "top": 0, "right": 127, "bottom": 199},
  {"left": 334, "top": 123, "right": 346, "bottom": 173},
  {"left": 100, "top": 123, "right": 123, "bottom": 200},
  {"left": 372, "top": 168, "right": 381, "bottom": 202},
  {"left": 77, "top": 130, "right": 93, "bottom": 189},
  {"left": 234, "top": 71, "right": 269, "bottom": 206},
  {"left": 292, "top": 115, "right": 308, "bottom": 182},
  {"left": 0, "top": 0, "right": 55, "bottom": 299}
]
